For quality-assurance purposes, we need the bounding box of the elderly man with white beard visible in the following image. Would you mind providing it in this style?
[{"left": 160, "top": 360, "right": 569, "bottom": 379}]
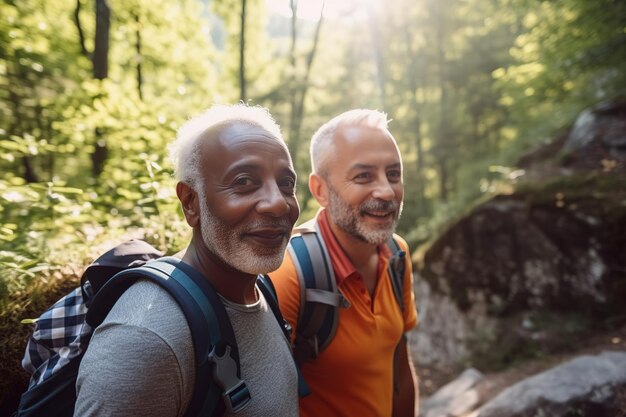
[
  {"left": 271, "top": 109, "right": 419, "bottom": 417},
  {"left": 75, "top": 104, "right": 300, "bottom": 417}
]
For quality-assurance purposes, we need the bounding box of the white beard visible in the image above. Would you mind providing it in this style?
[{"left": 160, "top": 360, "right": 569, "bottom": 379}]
[{"left": 197, "top": 188, "right": 288, "bottom": 275}]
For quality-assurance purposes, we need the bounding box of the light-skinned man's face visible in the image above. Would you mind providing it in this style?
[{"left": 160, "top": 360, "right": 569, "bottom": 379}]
[
  {"left": 196, "top": 123, "right": 299, "bottom": 275},
  {"left": 320, "top": 124, "right": 403, "bottom": 245}
]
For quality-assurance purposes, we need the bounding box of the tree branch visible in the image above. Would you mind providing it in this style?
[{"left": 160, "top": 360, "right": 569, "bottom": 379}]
[{"left": 74, "top": 0, "right": 91, "bottom": 59}]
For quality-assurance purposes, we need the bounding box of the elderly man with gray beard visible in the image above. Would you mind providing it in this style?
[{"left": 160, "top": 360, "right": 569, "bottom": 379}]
[
  {"left": 271, "top": 109, "right": 419, "bottom": 417},
  {"left": 75, "top": 104, "right": 300, "bottom": 417}
]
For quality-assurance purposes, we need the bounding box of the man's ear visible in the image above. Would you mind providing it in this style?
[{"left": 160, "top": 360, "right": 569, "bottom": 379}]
[
  {"left": 309, "top": 173, "right": 329, "bottom": 207},
  {"left": 176, "top": 182, "right": 200, "bottom": 228}
]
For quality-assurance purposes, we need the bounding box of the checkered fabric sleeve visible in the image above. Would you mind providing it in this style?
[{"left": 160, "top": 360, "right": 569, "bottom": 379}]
[{"left": 21, "top": 287, "right": 91, "bottom": 388}]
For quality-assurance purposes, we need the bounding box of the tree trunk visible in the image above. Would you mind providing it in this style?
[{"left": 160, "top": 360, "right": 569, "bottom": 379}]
[
  {"left": 74, "top": 0, "right": 90, "bottom": 59},
  {"left": 239, "top": 0, "right": 247, "bottom": 102},
  {"left": 287, "top": 1, "right": 324, "bottom": 212},
  {"left": 22, "top": 156, "right": 37, "bottom": 183},
  {"left": 93, "top": 0, "right": 110, "bottom": 80},
  {"left": 7, "top": 63, "right": 39, "bottom": 183},
  {"left": 91, "top": 0, "right": 110, "bottom": 177},
  {"left": 287, "top": 0, "right": 324, "bottom": 168},
  {"left": 134, "top": 10, "right": 143, "bottom": 101},
  {"left": 287, "top": 0, "right": 299, "bottom": 159}
]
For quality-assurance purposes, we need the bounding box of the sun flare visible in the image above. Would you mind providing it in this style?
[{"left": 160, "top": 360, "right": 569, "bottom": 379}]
[{"left": 265, "top": 0, "right": 378, "bottom": 22}]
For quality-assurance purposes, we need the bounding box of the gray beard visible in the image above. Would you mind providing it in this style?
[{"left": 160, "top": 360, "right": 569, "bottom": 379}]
[{"left": 326, "top": 184, "right": 402, "bottom": 245}]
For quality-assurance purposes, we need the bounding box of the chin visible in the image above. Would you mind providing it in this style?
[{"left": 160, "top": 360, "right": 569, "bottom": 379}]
[{"left": 235, "top": 254, "right": 284, "bottom": 276}]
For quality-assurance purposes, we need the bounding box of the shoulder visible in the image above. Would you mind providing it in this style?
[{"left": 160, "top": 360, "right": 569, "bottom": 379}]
[
  {"left": 90, "top": 279, "right": 194, "bottom": 362},
  {"left": 76, "top": 280, "right": 195, "bottom": 416},
  {"left": 106, "top": 280, "right": 189, "bottom": 330},
  {"left": 391, "top": 233, "right": 411, "bottom": 254}
]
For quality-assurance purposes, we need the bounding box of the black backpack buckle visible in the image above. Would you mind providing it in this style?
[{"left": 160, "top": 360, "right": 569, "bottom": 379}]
[{"left": 208, "top": 344, "right": 251, "bottom": 413}]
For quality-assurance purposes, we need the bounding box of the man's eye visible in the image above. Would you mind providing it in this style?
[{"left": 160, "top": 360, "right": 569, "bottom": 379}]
[
  {"left": 387, "top": 170, "right": 402, "bottom": 182},
  {"left": 354, "top": 172, "right": 371, "bottom": 181},
  {"left": 233, "top": 177, "right": 254, "bottom": 187},
  {"left": 280, "top": 177, "right": 296, "bottom": 192}
]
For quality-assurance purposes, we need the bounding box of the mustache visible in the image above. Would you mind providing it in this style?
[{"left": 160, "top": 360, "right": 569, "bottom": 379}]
[
  {"left": 245, "top": 219, "right": 293, "bottom": 231},
  {"left": 360, "top": 199, "right": 400, "bottom": 212}
]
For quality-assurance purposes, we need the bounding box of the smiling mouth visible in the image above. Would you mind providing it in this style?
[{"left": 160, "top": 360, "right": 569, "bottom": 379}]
[
  {"left": 363, "top": 210, "right": 395, "bottom": 220},
  {"left": 245, "top": 228, "right": 290, "bottom": 247}
]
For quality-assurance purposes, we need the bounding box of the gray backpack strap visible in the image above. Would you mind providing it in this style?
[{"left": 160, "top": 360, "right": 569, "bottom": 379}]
[
  {"left": 386, "top": 235, "right": 406, "bottom": 313},
  {"left": 385, "top": 236, "right": 409, "bottom": 394},
  {"left": 288, "top": 219, "right": 349, "bottom": 365},
  {"left": 289, "top": 221, "right": 407, "bottom": 370}
]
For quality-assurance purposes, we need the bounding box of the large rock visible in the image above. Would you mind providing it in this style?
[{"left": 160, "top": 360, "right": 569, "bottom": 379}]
[
  {"left": 420, "top": 368, "right": 484, "bottom": 417},
  {"left": 411, "top": 99, "right": 626, "bottom": 370},
  {"left": 475, "top": 351, "right": 626, "bottom": 417},
  {"left": 563, "top": 98, "right": 626, "bottom": 164},
  {"left": 519, "top": 97, "right": 626, "bottom": 174},
  {"left": 413, "top": 174, "right": 626, "bottom": 368}
]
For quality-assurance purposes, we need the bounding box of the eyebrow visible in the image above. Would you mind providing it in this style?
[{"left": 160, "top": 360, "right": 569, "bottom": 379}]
[
  {"left": 223, "top": 162, "right": 296, "bottom": 178},
  {"left": 348, "top": 162, "right": 402, "bottom": 171}
]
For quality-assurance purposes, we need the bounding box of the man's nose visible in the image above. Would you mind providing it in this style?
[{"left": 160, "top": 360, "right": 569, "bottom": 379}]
[
  {"left": 257, "top": 183, "right": 291, "bottom": 216},
  {"left": 371, "top": 178, "right": 395, "bottom": 201}
]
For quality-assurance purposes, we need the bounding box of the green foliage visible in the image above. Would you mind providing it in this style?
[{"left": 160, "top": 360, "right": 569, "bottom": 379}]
[
  {"left": 494, "top": 0, "right": 626, "bottom": 142},
  {"left": 1, "top": 0, "right": 625, "bottom": 310},
  {"left": 0, "top": 0, "right": 212, "bottom": 309}
]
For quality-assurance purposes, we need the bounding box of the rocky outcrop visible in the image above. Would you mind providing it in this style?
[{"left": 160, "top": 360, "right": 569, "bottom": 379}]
[
  {"left": 562, "top": 98, "right": 626, "bottom": 168},
  {"left": 412, "top": 174, "right": 626, "bottom": 369},
  {"left": 411, "top": 98, "right": 626, "bottom": 371},
  {"left": 420, "top": 351, "right": 626, "bottom": 417},
  {"left": 519, "top": 97, "right": 626, "bottom": 174},
  {"left": 475, "top": 351, "right": 626, "bottom": 417},
  {"left": 420, "top": 368, "right": 484, "bottom": 417}
]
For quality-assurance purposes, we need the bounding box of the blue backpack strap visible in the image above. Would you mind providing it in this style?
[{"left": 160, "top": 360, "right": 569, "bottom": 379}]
[
  {"left": 85, "top": 257, "right": 251, "bottom": 417},
  {"left": 256, "top": 274, "right": 291, "bottom": 342},
  {"left": 288, "top": 219, "right": 349, "bottom": 366},
  {"left": 257, "top": 274, "right": 311, "bottom": 397}
]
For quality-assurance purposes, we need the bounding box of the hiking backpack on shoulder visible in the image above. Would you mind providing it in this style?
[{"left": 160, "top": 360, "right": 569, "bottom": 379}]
[
  {"left": 16, "top": 239, "right": 291, "bottom": 417},
  {"left": 287, "top": 219, "right": 407, "bottom": 366}
]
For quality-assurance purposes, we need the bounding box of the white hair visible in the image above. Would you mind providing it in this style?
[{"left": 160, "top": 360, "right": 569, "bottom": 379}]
[
  {"left": 169, "top": 104, "right": 284, "bottom": 190},
  {"left": 310, "top": 109, "right": 391, "bottom": 175}
]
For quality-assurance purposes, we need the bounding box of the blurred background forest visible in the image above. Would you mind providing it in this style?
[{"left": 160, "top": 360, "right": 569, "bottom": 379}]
[{"left": 1, "top": 0, "right": 626, "bottom": 414}]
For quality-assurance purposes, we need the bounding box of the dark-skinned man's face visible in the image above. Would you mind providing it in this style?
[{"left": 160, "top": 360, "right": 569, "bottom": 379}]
[{"left": 196, "top": 123, "right": 299, "bottom": 275}]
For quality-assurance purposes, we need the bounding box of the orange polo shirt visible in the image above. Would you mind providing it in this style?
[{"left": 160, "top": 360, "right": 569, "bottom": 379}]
[{"left": 270, "top": 210, "right": 418, "bottom": 417}]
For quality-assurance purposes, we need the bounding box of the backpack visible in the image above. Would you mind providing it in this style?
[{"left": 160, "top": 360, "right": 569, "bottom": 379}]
[
  {"left": 287, "top": 219, "right": 407, "bottom": 366},
  {"left": 17, "top": 239, "right": 292, "bottom": 417}
]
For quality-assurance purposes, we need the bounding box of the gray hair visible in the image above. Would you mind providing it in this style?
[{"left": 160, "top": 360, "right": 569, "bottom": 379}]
[
  {"left": 169, "top": 104, "right": 284, "bottom": 190},
  {"left": 310, "top": 109, "right": 391, "bottom": 175}
]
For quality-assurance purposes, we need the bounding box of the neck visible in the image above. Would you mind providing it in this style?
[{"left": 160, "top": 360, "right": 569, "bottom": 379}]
[
  {"left": 181, "top": 231, "right": 259, "bottom": 304},
  {"left": 328, "top": 221, "right": 378, "bottom": 270}
]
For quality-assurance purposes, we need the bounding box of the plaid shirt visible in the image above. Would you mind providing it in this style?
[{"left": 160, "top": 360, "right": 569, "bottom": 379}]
[{"left": 22, "top": 287, "right": 92, "bottom": 388}]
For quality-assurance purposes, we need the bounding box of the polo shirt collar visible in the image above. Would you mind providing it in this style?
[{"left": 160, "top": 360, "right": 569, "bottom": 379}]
[{"left": 316, "top": 209, "right": 392, "bottom": 286}]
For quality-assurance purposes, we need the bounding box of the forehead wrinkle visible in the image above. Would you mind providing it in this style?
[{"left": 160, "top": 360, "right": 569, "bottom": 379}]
[
  {"left": 201, "top": 122, "right": 284, "bottom": 154},
  {"left": 212, "top": 145, "right": 295, "bottom": 182},
  {"left": 198, "top": 120, "right": 284, "bottom": 153},
  {"left": 222, "top": 160, "right": 295, "bottom": 175}
]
